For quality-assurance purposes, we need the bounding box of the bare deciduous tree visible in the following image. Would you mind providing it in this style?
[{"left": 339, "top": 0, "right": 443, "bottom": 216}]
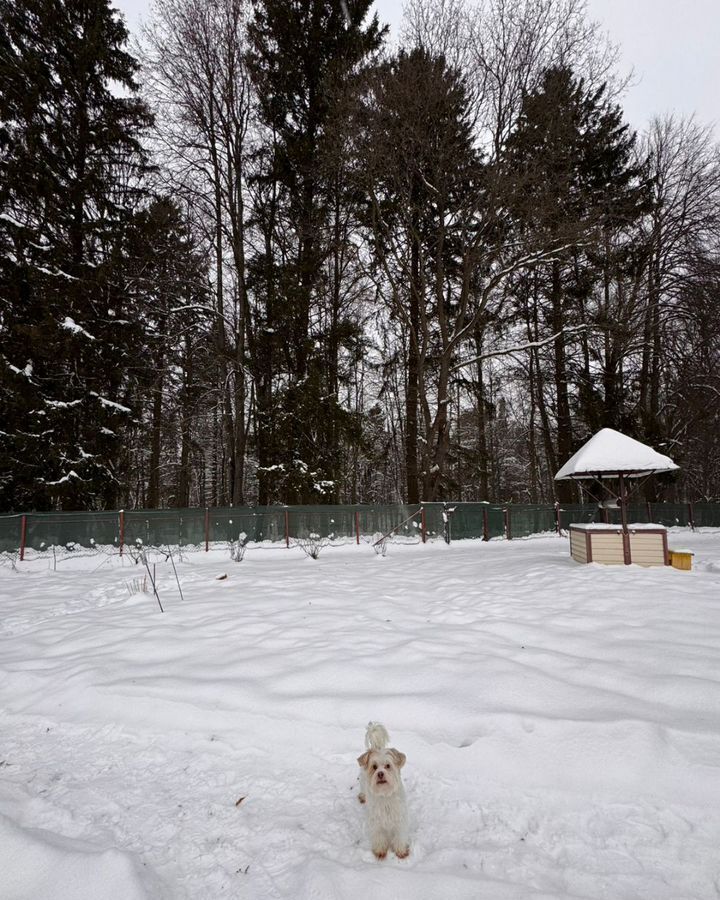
[{"left": 141, "top": 0, "right": 252, "bottom": 504}]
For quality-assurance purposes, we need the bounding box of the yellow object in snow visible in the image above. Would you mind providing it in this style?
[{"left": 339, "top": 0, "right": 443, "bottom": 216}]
[{"left": 669, "top": 550, "right": 693, "bottom": 571}]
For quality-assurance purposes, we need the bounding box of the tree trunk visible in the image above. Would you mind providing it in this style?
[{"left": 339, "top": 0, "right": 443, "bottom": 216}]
[
  {"left": 147, "top": 367, "right": 164, "bottom": 508},
  {"left": 177, "top": 335, "right": 193, "bottom": 508},
  {"left": 551, "top": 261, "right": 574, "bottom": 501},
  {"left": 473, "top": 325, "right": 490, "bottom": 500},
  {"left": 406, "top": 225, "right": 421, "bottom": 504}
]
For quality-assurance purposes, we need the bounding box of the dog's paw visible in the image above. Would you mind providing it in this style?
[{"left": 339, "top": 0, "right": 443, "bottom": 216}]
[
  {"left": 395, "top": 845, "right": 410, "bottom": 859},
  {"left": 373, "top": 848, "right": 387, "bottom": 860}
]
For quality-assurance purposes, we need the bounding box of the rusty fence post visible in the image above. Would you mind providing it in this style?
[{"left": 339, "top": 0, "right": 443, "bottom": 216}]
[
  {"left": 482, "top": 506, "right": 489, "bottom": 542},
  {"left": 285, "top": 509, "right": 290, "bottom": 548},
  {"left": 688, "top": 502, "right": 695, "bottom": 531},
  {"left": 119, "top": 510, "right": 125, "bottom": 557},
  {"left": 19, "top": 514, "right": 27, "bottom": 561},
  {"left": 554, "top": 502, "right": 561, "bottom": 535},
  {"left": 421, "top": 506, "right": 427, "bottom": 544},
  {"left": 355, "top": 510, "right": 360, "bottom": 545},
  {"left": 204, "top": 508, "right": 210, "bottom": 552},
  {"left": 504, "top": 507, "right": 512, "bottom": 541}
]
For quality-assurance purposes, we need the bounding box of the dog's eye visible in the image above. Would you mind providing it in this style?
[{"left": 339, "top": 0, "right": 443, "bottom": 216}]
[
  {"left": 372, "top": 763, "right": 377, "bottom": 770},
  {"left": 385, "top": 764, "right": 391, "bottom": 769}
]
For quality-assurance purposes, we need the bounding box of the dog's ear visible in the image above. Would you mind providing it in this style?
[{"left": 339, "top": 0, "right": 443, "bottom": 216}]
[
  {"left": 357, "top": 750, "right": 371, "bottom": 769},
  {"left": 388, "top": 749, "right": 406, "bottom": 768}
]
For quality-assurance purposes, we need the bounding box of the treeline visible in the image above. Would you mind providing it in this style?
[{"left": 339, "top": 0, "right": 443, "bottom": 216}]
[{"left": 1, "top": 0, "right": 719, "bottom": 512}]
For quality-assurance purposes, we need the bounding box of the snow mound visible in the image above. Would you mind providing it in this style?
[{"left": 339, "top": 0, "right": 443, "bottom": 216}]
[{"left": 0, "top": 813, "right": 150, "bottom": 900}]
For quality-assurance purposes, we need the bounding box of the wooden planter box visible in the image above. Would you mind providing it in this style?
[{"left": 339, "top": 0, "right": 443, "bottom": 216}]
[
  {"left": 669, "top": 549, "right": 694, "bottom": 571},
  {"left": 569, "top": 523, "right": 669, "bottom": 567}
]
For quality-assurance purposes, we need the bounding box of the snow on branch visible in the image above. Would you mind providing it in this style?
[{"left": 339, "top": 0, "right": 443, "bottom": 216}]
[
  {"left": 0, "top": 212, "right": 27, "bottom": 229},
  {"left": 4, "top": 357, "right": 34, "bottom": 379},
  {"left": 452, "top": 325, "right": 593, "bottom": 372},
  {"left": 33, "top": 265, "right": 78, "bottom": 281},
  {"left": 44, "top": 397, "right": 83, "bottom": 409},
  {"left": 61, "top": 317, "right": 96, "bottom": 341},
  {"left": 90, "top": 392, "right": 131, "bottom": 413},
  {"left": 41, "top": 470, "right": 83, "bottom": 486}
]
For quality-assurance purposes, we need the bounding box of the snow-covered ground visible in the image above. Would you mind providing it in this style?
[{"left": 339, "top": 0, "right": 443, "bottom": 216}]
[{"left": 2, "top": 531, "right": 720, "bottom": 899}]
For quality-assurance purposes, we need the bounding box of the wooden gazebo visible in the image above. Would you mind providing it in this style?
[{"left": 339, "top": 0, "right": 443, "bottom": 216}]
[{"left": 555, "top": 429, "right": 679, "bottom": 567}]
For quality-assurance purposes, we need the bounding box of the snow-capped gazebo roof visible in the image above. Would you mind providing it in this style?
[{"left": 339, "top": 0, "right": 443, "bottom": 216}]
[{"left": 555, "top": 428, "right": 679, "bottom": 481}]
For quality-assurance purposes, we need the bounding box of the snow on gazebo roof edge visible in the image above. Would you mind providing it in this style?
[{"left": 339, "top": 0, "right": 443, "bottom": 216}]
[{"left": 554, "top": 428, "right": 679, "bottom": 481}]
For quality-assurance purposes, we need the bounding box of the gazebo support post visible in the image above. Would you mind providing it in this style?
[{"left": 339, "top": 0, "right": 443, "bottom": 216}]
[
  {"left": 618, "top": 472, "right": 631, "bottom": 565},
  {"left": 618, "top": 473, "right": 628, "bottom": 530}
]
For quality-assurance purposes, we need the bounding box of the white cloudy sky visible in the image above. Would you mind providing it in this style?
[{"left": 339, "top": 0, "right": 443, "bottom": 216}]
[{"left": 113, "top": 0, "right": 719, "bottom": 133}]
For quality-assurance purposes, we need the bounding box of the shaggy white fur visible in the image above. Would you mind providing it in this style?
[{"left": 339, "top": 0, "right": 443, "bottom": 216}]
[{"left": 357, "top": 722, "right": 410, "bottom": 860}]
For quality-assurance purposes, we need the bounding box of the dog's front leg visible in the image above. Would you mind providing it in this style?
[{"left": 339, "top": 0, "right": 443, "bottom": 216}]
[
  {"left": 391, "top": 822, "right": 410, "bottom": 859},
  {"left": 371, "top": 836, "right": 390, "bottom": 860}
]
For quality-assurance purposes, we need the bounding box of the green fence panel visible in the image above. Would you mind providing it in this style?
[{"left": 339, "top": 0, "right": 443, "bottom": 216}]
[
  {"left": 0, "top": 515, "right": 22, "bottom": 553},
  {"left": 419, "top": 503, "right": 443, "bottom": 540},
  {"left": 209, "top": 507, "right": 282, "bottom": 544},
  {"left": 597, "top": 503, "right": 648, "bottom": 526},
  {"left": 693, "top": 503, "right": 720, "bottom": 528},
  {"left": 642, "top": 502, "right": 690, "bottom": 528},
  {"left": 487, "top": 506, "right": 506, "bottom": 538},
  {"left": 594, "top": 502, "right": 689, "bottom": 528},
  {"left": 25, "top": 511, "right": 119, "bottom": 550},
  {"left": 418, "top": 502, "right": 506, "bottom": 540},
  {"left": 182, "top": 509, "right": 211, "bottom": 545},
  {"left": 446, "top": 503, "right": 488, "bottom": 540},
  {"left": 288, "top": 504, "right": 358, "bottom": 541},
  {"left": 628, "top": 503, "right": 650, "bottom": 523},
  {"left": 124, "top": 509, "right": 190, "bottom": 548},
  {"left": 441, "top": 503, "right": 488, "bottom": 540},
  {"left": 506, "top": 504, "right": 558, "bottom": 538},
  {"left": 557, "top": 503, "right": 597, "bottom": 530},
  {"left": 356, "top": 504, "right": 423, "bottom": 540},
  {"left": 419, "top": 503, "right": 445, "bottom": 539},
  {"left": 561, "top": 502, "right": 690, "bottom": 529}
]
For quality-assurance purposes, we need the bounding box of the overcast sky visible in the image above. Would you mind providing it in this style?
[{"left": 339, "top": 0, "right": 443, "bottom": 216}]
[{"left": 114, "top": 0, "right": 719, "bottom": 134}]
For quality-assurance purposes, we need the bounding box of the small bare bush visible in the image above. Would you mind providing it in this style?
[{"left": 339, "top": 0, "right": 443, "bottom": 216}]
[
  {"left": 126, "top": 575, "right": 148, "bottom": 596},
  {"left": 231, "top": 532, "right": 249, "bottom": 562},
  {"left": 295, "top": 533, "right": 329, "bottom": 559}
]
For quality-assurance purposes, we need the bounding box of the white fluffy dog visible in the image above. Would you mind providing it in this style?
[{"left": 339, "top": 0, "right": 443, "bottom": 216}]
[{"left": 357, "top": 722, "right": 410, "bottom": 860}]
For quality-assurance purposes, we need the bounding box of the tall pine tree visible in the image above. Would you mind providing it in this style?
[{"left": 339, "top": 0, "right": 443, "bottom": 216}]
[
  {"left": 0, "top": 0, "right": 152, "bottom": 510},
  {"left": 503, "top": 66, "right": 649, "bottom": 499},
  {"left": 246, "top": 0, "right": 386, "bottom": 504},
  {"left": 356, "top": 48, "right": 483, "bottom": 502}
]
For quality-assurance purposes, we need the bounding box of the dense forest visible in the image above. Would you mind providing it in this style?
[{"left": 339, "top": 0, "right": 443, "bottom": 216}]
[{"left": 1, "top": 0, "right": 719, "bottom": 512}]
